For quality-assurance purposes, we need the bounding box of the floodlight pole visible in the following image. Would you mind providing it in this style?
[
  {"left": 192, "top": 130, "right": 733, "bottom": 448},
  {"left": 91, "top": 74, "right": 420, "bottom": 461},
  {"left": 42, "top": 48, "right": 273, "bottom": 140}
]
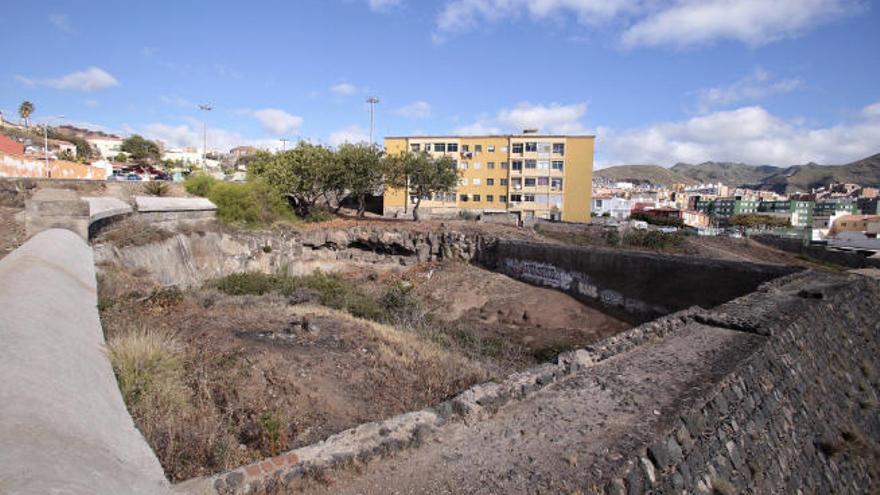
[
  {"left": 366, "top": 96, "right": 380, "bottom": 146},
  {"left": 199, "top": 104, "right": 212, "bottom": 166}
]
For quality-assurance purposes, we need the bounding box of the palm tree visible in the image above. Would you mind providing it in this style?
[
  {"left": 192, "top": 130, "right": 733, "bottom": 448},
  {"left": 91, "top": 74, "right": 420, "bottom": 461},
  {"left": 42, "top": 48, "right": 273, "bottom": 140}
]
[{"left": 18, "top": 101, "right": 34, "bottom": 128}]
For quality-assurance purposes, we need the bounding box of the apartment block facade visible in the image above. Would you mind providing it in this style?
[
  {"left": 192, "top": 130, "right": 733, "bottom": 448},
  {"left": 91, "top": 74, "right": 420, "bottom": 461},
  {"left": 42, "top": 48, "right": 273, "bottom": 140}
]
[{"left": 383, "top": 133, "right": 594, "bottom": 223}]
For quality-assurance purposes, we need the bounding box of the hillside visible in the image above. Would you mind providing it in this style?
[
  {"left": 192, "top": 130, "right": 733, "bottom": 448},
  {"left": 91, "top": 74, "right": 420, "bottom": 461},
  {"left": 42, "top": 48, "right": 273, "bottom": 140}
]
[
  {"left": 594, "top": 165, "right": 697, "bottom": 186},
  {"left": 760, "top": 154, "right": 880, "bottom": 193},
  {"left": 670, "top": 162, "right": 784, "bottom": 186}
]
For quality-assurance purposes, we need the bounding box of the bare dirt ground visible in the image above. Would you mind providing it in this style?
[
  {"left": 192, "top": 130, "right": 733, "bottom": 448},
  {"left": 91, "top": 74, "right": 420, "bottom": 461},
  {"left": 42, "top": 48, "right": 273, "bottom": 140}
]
[
  {"left": 406, "top": 262, "right": 630, "bottom": 363},
  {"left": 0, "top": 207, "right": 25, "bottom": 260},
  {"left": 302, "top": 323, "right": 765, "bottom": 495}
]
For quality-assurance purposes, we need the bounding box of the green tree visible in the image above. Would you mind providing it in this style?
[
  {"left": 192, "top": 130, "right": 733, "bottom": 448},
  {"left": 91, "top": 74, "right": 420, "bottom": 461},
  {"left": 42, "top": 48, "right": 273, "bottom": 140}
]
[
  {"left": 114, "top": 153, "right": 129, "bottom": 163},
  {"left": 335, "top": 143, "right": 385, "bottom": 217},
  {"left": 386, "top": 151, "right": 459, "bottom": 222},
  {"left": 253, "top": 142, "right": 335, "bottom": 218},
  {"left": 121, "top": 134, "right": 161, "bottom": 165},
  {"left": 57, "top": 149, "right": 76, "bottom": 161},
  {"left": 18, "top": 101, "right": 34, "bottom": 128}
]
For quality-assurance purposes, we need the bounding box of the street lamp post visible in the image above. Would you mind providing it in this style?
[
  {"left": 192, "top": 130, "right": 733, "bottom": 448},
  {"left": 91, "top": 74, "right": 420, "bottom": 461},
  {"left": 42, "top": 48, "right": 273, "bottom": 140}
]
[
  {"left": 43, "top": 115, "right": 65, "bottom": 177},
  {"left": 366, "top": 96, "right": 380, "bottom": 146},
  {"left": 280, "top": 137, "right": 289, "bottom": 151},
  {"left": 199, "top": 104, "right": 212, "bottom": 167}
]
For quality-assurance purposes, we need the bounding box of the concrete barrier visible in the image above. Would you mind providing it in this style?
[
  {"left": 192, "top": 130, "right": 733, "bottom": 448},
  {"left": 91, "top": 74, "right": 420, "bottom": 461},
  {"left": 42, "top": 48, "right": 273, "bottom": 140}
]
[{"left": 0, "top": 229, "right": 170, "bottom": 494}]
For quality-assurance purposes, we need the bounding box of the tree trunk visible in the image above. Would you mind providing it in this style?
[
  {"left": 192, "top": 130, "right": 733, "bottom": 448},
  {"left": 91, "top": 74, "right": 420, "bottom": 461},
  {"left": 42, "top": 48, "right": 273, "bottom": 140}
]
[
  {"left": 357, "top": 194, "right": 366, "bottom": 217},
  {"left": 412, "top": 197, "right": 421, "bottom": 222}
]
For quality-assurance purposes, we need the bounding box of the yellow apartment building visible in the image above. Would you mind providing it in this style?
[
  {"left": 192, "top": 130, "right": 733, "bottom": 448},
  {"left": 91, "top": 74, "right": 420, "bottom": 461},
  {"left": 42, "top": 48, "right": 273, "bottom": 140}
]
[{"left": 383, "top": 131, "right": 594, "bottom": 223}]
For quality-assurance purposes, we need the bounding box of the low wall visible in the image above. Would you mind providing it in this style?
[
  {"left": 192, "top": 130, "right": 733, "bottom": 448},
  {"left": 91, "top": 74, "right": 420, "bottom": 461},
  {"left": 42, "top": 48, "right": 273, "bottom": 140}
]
[
  {"left": 0, "top": 229, "right": 169, "bottom": 494},
  {"left": 486, "top": 240, "right": 798, "bottom": 322},
  {"left": 609, "top": 273, "right": 880, "bottom": 493},
  {"left": 753, "top": 234, "right": 880, "bottom": 269},
  {"left": 0, "top": 152, "right": 107, "bottom": 180}
]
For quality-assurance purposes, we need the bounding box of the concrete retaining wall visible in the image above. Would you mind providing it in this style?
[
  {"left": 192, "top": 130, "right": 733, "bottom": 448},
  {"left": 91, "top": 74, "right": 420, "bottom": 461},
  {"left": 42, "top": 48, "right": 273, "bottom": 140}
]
[
  {"left": 486, "top": 240, "right": 798, "bottom": 322},
  {"left": 0, "top": 229, "right": 170, "bottom": 494}
]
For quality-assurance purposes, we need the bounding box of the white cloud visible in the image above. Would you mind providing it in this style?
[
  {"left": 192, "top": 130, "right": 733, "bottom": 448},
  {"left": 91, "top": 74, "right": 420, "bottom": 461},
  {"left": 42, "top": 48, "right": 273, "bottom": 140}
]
[
  {"left": 328, "top": 125, "right": 370, "bottom": 146},
  {"left": 434, "top": 0, "right": 635, "bottom": 41},
  {"left": 49, "top": 14, "right": 74, "bottom": 33},
  {"left": 433, "top": 0, "right": 859, "bottom": 47},
  {"left": 597, "top": 101, "right": 880, "bottom": 167},
  {"left": 696, "top": 67, "right": 802, "bottom": 113},
  {"left": 455, "top": 102, "right": 590, "bottom": 135},
  {"left": 395, "top": 101, "right": 432, "bottom": 119},
  {"left": 331, "top": 83, "right": 357, "bottom": 95},
  {"left": 622, "top": 0, "right": 859, "bottom": 48},
  {"left": 367, "top": 0, "right": 401, "bottom": 11},
  {"left": 15, "top": 66, "right": 119, "bottom": 92},
  {"left": 143, "top": 122, "right": 283, "bottom": 153},
  {"left": 252, "top": 108, "right": 304, "bottom": 135}
]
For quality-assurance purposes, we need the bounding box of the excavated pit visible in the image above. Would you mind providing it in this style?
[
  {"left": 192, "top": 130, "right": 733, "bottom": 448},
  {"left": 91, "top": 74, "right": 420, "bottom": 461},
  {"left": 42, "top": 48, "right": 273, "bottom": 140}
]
[{"left": 92, "top": 221, "right": 798, "bottom": 484}]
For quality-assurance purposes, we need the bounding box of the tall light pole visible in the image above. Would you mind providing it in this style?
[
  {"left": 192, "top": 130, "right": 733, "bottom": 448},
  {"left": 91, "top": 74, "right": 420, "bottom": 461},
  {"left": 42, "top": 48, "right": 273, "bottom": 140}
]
[
  {"left": 366, "top": 96, "right": 380, "bottom": 146},
  {"left": 280, "top": 137, "right": 289, "bottom": 151},
  {"left": 198, "top": 104, "right": 212, "bottom": 167},
  {"left": 43, "top": 115, "right": 65, "bottom": 176}
]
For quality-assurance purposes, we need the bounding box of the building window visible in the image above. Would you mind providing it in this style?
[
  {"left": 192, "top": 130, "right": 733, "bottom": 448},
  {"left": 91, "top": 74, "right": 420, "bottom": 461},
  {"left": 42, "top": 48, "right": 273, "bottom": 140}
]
[
  {"left": 473, "top": 178, "right": 481, "bottom": 185},
  {"left": 525, "top": 160, "right": 536, "bottom": 169},
  {"left": 460, "top": 162, "right": 468, "bottom": 169},
  {"left": 472, "top": 194, "right": 481, "bottom": 202},
  {"left": 460, "top": 194, "right": 469, "bottom": 202},
  {"left": 424, "top": 143, "right": 432, "bottom": 151},
  {"left": 551, "top": 178, "right": 563, "bottom": 190},
  {"left": 512, "top": 178, "right": 522, "bottom": 188},
  {"left": 487, "top": 161, "right": 495, "bottom": 169},
  {"left": 524, "top": 194, "right": 535, "bottom": 202},
  {"left": 552, "top": 160, "right": 564, "bottom": 171},
  {"left": 447, "top": 143, "right": 459, "bottom": 152},
  {"left": 500, "top": 178, "right": 508, "bottom": 186},
  {"left": 410, "top": 143, "right": 421, "bottom": 152},
  {"left": 538, "top": 142, "right": 551, "bottom": 153},
  {"left": 553, "top": 143, "right": 565, "bottom": 154},
  {"left": 511, "top": 160, "right": 523, "bottom": 171},
  {"left": 501, "top": 146, "right": 508, "bottom": 153},
  {"left": 488, "top": 145, "right": 495, "bottom": 152},
  {"left": 537, "top": 177, "right": 549, "bottom": 186},
  {"left": 512, "top": 143, "right": 524, "bottom": 154},
  {"left": 524, "top": 178, "right": 536, "bottom": 187},
  {"left": 475, "top": 144, "right": 482, "bottom": 153},
  {"left": 500, "top": 161, "right": 509, "bottom": 169},
  {"left": 500, "top": 195, "right": 507, "bottom": 203},
  {"left": 486, "top": 178, "right": 494, "bottom": 186},
  {"left": 525, "top": 142, "right": 537, "bottom": 152},
  {"left": 537, "top": 160, "right": 549, "bottom": 169},
  {"left": 434, "top": 143, "right": 446, "bottom": 152},
  {"left": 510, "top": 194, "right": 522, "bottom": 202},
  {"left": 487, "top": 195, "right": 494, "bottom": 202},
  {"left": 473, "top": 162, "right": 481, "bottom": 169}
]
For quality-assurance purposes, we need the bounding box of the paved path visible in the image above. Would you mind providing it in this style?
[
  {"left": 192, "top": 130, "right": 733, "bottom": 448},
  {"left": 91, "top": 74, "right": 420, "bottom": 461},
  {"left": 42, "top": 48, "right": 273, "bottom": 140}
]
[{"left": 304, "top": 323, "right": 763, "bottom": 495}]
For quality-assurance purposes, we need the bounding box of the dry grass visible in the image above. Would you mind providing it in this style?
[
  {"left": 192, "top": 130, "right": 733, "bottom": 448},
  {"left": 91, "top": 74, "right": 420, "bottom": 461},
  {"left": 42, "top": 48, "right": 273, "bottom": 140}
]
[{"left": 98, "top": 218, "right": 175, "bottom": 248}]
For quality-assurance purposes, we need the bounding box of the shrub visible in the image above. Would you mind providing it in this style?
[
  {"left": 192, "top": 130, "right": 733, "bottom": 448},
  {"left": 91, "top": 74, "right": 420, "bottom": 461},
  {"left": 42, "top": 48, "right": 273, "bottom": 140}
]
[
  {"left": 100, "top": 219, "right": 174, "bottom": 247},
  {"left": 143, "top": 181, "right": 170, "bottom": 196},
  {"left": 621, "top": 229, "right": 685, "bottom": 250},
  {"left": 184, "top": 174, "right": 217, "bottom": 197},
  {"left": 207, "top": 179, "right": 292, "bottom": 226}
]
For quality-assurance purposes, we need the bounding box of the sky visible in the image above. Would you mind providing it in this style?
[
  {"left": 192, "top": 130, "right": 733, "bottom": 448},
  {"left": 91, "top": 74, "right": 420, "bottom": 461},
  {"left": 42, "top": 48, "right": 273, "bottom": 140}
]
[{"left": 1, "top": 0, "right": 878, "bottom": 168}]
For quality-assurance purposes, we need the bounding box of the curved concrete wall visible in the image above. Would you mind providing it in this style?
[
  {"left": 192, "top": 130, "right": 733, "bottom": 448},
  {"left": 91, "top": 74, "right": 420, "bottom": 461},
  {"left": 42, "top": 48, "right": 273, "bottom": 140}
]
[{"left": 0, "top": 229, "right": 169, "bottom": 494}]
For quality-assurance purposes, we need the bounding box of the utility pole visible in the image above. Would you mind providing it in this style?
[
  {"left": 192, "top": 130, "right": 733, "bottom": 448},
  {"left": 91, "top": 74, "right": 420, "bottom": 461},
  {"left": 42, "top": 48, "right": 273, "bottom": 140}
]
[
  {"left": 366, "top": 96, "right": 380, "bottom": 146},
  {"left": 43, "top": 115, "right": 65, "bottom": 177},
  {"left": 199, "top": 104, "right": 212, "bottom": 167},
  {"left": 280, "top": 137, "right": 289, "bottom": 151}
]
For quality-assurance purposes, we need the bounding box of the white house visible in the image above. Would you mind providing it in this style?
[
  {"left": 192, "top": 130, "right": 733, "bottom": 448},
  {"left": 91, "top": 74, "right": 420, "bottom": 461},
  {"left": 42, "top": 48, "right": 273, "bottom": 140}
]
[
  {"left": 593, "top": 196, "right": 634, "bottom": 219},
  {"left": 87, "top": 137, "right": 124, "bottom": 159}
]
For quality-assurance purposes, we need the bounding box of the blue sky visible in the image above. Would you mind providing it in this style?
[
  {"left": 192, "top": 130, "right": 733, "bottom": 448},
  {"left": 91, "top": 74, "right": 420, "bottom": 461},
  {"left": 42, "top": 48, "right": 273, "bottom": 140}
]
[{"left": 1, "top": 0, "right": 878, "bottom": 167}]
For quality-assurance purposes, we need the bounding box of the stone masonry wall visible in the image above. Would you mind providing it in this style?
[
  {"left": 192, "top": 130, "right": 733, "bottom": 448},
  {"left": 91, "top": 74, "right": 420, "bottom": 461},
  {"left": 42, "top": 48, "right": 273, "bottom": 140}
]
[{"left": 606, "top": 273, "right": 880, "bottom": 494}]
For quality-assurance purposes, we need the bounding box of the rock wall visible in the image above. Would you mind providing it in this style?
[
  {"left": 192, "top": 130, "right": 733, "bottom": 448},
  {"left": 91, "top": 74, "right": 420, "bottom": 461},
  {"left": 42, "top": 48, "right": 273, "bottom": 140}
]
[
  {"left": 606, "top": 272, "right": 880, "bottom": 494},
  {"left": 485, "top": 240, "right": 799, "bottom": 322},
  {"left": 753, "top": 234, "right": 880, "bottom": 269},
  {"left": 0, "top": 229, "right": 170, "bottom": 494},
  {"left": 94, "top": 226, "right": 490, "bottom": 287}
]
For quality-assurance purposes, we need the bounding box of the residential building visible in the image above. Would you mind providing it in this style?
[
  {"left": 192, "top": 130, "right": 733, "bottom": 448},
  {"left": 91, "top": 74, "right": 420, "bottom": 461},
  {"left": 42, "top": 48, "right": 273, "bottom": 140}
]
[
  {"left": 87, "top": 136, "right": 124, "bottom": 159},
  {"left": 230, "top": 146, "right": 258, "bottom": 158},
  {"left": 682, "top": 210, "right": 711, "bottom": 228},
  {"left": 694, "top": 197, "right": 759, "bottom": 218},
  {"left": 857, "top": 197, "right": 878, "bottom": 215},
  {"left": 383, "top": 132, "right": 594, "bottom": 223},
  {"left": 0, "top": 134, "right": 24, "bottom": 155},
  {"left": 759, "top": 200, "right": 815, "bottom": 228},
  {"left": 814, "top": 198, "right": 858, "bottom": 217},
  {"left": 592, "top": 196, "right": 633, "bottom": 219}
]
